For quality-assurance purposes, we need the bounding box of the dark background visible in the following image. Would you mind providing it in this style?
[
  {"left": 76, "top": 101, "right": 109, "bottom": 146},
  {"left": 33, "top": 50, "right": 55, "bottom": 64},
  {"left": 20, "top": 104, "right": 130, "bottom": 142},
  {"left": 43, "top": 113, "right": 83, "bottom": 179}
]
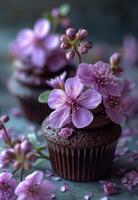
[{"left": 0, "top": 0, "right": 138, "bottom": 43}]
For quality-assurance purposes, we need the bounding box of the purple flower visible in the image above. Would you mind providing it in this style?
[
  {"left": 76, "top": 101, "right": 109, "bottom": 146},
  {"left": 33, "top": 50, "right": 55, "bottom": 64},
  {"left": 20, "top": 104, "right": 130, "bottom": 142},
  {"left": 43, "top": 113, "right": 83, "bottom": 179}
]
[
  {"left": 15, "top": 171, "right": 55, "bottom": 200},
  {"left": 0, "top": 172, "right": 17, "bottom": 200},
  {"left": 77, "top": 61, "right": 122, "bottom": 96},
  {"left": 101, "top": 181, "right": 118, "bottom": 195},
  {"left": 47, "top": 71, "right": 67, "bottom": 89},
  {"left": 48, "top": 77, "right": 102, "bottom": 128},
  {"left": 58, "top": 127, "right": 73, "bottom": 139},
  {"left": 16, "top": 18, "right": 60, "bottom": 68},
  {"left": 47, "top": 49, "right": 67, "bottom": 72},
  {"left": 122, "top": 170, "right": 138, "bottom": 190},
  {"left": 103, "top": 81, "right": 135, "bottom": 124}
]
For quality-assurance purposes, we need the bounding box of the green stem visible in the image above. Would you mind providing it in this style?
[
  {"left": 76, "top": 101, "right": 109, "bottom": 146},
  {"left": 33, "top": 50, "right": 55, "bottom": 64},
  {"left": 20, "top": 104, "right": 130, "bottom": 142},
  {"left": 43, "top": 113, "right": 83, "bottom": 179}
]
[
  {"left": 20, "top": 167, "right": 24, "bottom": 182},
  {"left": 74, "top": 47, "right": 81, "bottom": 64},
  {"left": 0, "top": 122, "right": 12, "bottom": 147}
]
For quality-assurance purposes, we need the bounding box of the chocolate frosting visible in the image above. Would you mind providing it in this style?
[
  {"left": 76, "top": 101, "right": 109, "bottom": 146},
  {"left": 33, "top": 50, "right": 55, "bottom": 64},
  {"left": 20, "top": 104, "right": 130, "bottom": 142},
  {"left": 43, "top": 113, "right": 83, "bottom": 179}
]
[{"left": 41, "top": 119, "right": 121, "bottom": 149}]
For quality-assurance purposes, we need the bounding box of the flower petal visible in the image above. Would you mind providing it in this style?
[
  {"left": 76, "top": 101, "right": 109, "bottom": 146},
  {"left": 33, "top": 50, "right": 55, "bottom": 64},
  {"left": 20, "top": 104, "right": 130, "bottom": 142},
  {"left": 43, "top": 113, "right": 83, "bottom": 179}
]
[
  {"left": 106, "top": 79, "right": 123, "bottom": 96},
  {"left": 45, "top": 34, "right": 60, "bottom": 50},
  {"left": 72, "top": 107, "right": 93, "bottom": 128},
  {"left": 79, "top": 89, "right": 102, "bottom": 109},
  {"left": 48, "top": 89, "right": 66, "bottom": 109},
  {"left": 31, "top": 48, "right": 46, "bottom": 67},
  {"left": 34, "top": 19, "right": 50, "bottom": 38},
  {"left": 17, "top": 29, "right": 34, "bottom": 47},
  {"left": 49, "top": 106, "right": 71, "bottom": 128},
  {"left": 65, "top": 77, "right": 84, "bottom": 98},
  {"left": 48, "top": 49, "right": 67, "bottom": 72},
  {"left": 105, "top": 108, "right": 126, "bottom": 124},
  {"left": 77, "top": 63, "right": 96, "bottom": 86},
  {"left": 26, "top": 171, "right": 43, "bottom": 184},
  {"left": 39, "top": 181, "right": 55, "bottom": 200},
  {"left": 0, "top": 172, "right": 12, "bottom": 182}
]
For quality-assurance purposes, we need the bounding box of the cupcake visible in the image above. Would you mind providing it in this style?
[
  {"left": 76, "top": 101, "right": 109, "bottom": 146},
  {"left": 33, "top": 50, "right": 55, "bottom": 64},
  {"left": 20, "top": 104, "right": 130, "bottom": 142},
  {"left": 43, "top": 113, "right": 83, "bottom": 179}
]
[
  {"left": 8, "top": 10, "right": 75, "bottom": 123},
  {"left": 41, "top": 28, "right": 134, "bottom": 181}
]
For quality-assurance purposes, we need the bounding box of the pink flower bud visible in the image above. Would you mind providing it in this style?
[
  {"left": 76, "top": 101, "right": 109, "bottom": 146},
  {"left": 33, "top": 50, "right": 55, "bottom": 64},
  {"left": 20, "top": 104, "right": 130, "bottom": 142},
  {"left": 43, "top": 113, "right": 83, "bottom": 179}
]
[
  {"left": 60, "top": 34, "right": 68, "bottom": 42},
  {"left": 79, "top": 46, "right": 88, "bottom": 54},
  {"left": 66, "top": 27, "right": 76, "bottom": 40},
  {"left": 65, "top": 51, "right": 75, "bottom": 61},
  {"left": 20, "top": 140, "right": 32, "bottom": 154},
  {"left": 60, "top": 43, "right": 71, "bottom": 50},
  {"left": 76, "top": 29, "right": 88, "bottom": 40},
  {"left": 0, "top": 115, "right": 9, "bottom": 123},
  {"left": 13, "top": 161, "right": 22, "bottom": 170},
  {"left": 83, "top": 41, "right": 93, "bottom": 49},
  {"left": 110, "top": 52, "right": 121, "bottom": 66},
  {"left": 14, "top": 144, "right": 21, "bottom": 154},
  {"left": 26, "top": 152, "right": 37, "bottom": 161},
  {"left": 51, "top": 8, "right": 60, "bottom": 17}
]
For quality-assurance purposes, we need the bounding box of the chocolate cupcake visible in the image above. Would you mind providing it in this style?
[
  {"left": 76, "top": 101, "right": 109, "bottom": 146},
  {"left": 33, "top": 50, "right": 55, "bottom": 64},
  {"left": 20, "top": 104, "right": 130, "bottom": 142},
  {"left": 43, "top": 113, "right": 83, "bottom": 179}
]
[
  {"left": 42, "top": 117, "right": 121, "bottom": 182},
  {"left": 41, "top": 27, "right": 134, "bottom": 182},
  {"left": 8, "top": 18, "right": 75, "bottom": 123}
]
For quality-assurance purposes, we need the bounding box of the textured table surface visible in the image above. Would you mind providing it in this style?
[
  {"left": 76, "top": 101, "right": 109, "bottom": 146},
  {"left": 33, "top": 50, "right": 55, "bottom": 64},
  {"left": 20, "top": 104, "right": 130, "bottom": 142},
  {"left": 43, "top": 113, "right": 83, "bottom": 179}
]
[{"left": 0, "top": 62, "right": 138, "bottom": 199}]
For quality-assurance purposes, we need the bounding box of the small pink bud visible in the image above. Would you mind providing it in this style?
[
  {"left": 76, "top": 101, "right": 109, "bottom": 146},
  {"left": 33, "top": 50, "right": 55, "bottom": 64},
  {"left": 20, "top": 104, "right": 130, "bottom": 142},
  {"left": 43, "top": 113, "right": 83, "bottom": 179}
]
[
  {"left": 66, "top": 27, "right": 76, "bottom": 40},
  {"left": 65, "top": 51, "right": 75, "bottom": 61},
  {"left": 0, "top": 115, "right": 9, "bottom": 123},
  {"left": 14, "top": 144, "right": 21, "bottom": 154},
  {"left": 13, "top": 161, "right": 22, "bottom": 170},
  {"left": 60, "top": 34, "right": 68, "bottom": 42},
  {"left": 110, "top": 52, "right": 121, "bottom": 66},
  {"left": 79, "top": 46, "right": 88, "bottom": 54},
  {"left": 51, "top": 8, "right": 60, "bottom": 17},
  {"left": 20, "top": 140, "right": 32, "bottom": 154},
  {"left": 26, "top": 152, "right": 37, "bottom": 161},
  {"left": 76, "top": 29, "right": 88, "bottom": 40},
  {"left": 60, "top": 43, "right": 71, "bottom": 50},
  {"left": 83, "top": 41, "right": 93, "bottom": 49}
]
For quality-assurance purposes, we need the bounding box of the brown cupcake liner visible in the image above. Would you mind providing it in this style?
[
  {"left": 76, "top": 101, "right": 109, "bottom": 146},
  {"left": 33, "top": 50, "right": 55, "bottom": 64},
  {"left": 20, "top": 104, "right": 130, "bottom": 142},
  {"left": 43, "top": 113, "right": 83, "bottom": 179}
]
[
  {"left": 47, "top": 140, "right": 118, "bottom": 182},
  {"left": 18, "top": 97, "right": 51, "bottom": 123}
]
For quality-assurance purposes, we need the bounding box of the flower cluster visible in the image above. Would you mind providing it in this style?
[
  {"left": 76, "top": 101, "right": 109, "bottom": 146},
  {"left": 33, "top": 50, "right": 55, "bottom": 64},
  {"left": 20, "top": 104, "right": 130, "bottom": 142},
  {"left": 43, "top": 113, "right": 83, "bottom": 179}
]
[
  {"left": 60, "top": 27, "right": 92, "bottom": 62},
  {"left": 0, "top": 115, "right": 56, "bottom": 199},
  {"left": 0, "top": 115, "right": 49, "bottom": 180},
  {"left": 39, "top": 27, "right": 135, "bottom": 137},
  {"left": 77, "top": 61, "right": 134, "bottom": 124},
  {"left": 10, "top": 18, "right": 67, "bottom": 71}
]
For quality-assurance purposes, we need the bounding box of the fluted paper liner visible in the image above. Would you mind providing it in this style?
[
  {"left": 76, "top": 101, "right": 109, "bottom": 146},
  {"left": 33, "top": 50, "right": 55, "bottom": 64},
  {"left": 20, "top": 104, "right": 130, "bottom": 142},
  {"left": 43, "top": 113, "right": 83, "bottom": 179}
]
[{"left": 47, "top": 140, "right": 117, "bottom": 182}]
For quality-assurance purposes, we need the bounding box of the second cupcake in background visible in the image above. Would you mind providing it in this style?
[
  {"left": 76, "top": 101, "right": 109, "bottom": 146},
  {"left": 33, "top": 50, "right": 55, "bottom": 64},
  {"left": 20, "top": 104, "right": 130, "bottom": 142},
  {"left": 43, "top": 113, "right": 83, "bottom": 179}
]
[{"left": 8, "top": 4, "right": 75, "bottom": 123}]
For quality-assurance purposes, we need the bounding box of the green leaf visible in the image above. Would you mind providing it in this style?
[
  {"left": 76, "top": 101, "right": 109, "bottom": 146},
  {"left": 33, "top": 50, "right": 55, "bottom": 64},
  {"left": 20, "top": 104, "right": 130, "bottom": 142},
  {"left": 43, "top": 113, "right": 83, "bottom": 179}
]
[
  {"left": 28, "top": 133, "right": 37, "bottom": 146},
  {"left": 59, "top": 3, "right": 71, "bottom": 16},
  {"left": 38, "top": 90, "right": 51, "bottom": 103}
]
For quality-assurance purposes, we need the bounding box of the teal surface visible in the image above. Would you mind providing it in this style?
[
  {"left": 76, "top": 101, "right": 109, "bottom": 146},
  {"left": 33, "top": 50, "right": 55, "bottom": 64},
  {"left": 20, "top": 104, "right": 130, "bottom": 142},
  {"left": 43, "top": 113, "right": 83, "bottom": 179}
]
[{"left": 0, "top": 69, "right": 138, "bottom": 200}]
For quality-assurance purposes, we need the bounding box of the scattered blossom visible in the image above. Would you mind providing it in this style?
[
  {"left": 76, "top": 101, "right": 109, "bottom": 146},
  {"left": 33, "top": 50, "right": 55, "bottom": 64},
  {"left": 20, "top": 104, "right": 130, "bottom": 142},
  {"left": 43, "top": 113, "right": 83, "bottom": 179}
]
[
  {"left": 48, "top": 77, "right": 102, "bottom": 128},
  {"left": 77, "top": 61, "right": 122, "bottom": 96},
  {"left": 60, "top": 183, "right": 70, "bottom": 192},
  {"left": 15, "top": 171, "right": 55, "bottom": 200},
  {"left": 0, "top": 172, "right": 17, "bottom": 200},
  {"left": 122, "top": 170, "right": 138, "bottom": 191},
  {"left": 100, "top": 181, "right": 118, "bottom": 195},
  {"left": 58, "top": 127, "right": 73, "bottom": 139}
]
